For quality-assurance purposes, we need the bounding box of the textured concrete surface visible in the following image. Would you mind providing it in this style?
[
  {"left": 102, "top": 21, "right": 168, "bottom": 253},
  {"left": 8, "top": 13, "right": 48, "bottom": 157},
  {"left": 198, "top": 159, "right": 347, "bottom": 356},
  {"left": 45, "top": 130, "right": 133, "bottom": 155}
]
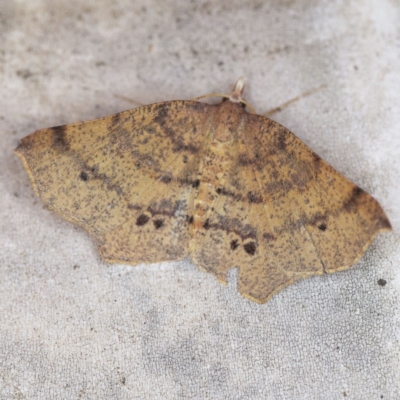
[{"left": 1, "top": 1, "right": 399, "bottom": 399}]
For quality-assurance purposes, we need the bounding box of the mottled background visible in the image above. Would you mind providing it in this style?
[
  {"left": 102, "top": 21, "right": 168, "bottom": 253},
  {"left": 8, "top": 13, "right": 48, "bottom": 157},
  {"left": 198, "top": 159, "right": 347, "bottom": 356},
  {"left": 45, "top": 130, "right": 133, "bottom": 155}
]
[{"left": 1, "top": 1, "right": 399, "bottom": 399}]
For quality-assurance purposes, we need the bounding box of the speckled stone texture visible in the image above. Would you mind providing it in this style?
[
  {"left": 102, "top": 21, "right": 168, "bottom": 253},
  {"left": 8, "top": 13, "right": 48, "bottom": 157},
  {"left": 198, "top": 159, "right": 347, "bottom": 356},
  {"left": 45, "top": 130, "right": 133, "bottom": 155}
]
[{"left": 1, "top": 1, "right": 399, "bottom": 399}]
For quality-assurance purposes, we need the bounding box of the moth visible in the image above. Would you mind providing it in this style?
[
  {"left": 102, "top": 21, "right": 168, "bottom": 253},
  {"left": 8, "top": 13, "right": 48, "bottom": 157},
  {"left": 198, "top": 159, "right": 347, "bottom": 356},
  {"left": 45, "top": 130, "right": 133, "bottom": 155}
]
[{"left": 15, "top": 79, "right": 391, "bottom": 303}]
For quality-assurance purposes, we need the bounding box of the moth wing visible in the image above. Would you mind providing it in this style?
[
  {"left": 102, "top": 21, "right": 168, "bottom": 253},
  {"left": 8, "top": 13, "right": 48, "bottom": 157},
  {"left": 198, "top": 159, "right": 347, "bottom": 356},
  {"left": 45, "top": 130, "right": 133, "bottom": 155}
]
[
  {"left": 191, "top": 113, "right": 391, "bottom": 303},
  {"left": 15, "top": 101, "right": 213, "bottom": 263}
]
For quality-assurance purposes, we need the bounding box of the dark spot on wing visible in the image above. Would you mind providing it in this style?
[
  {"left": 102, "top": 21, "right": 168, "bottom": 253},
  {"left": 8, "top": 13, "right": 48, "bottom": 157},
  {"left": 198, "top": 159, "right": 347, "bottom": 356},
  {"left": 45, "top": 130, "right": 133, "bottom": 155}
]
[
  {"left": 152, "top": 104, "right": 178, "bottom": 141},
  {"left": 110, "top": 113, "right": 121, "bottom": 128},
  {"left": 247, "top": 191, "right": 263, "bottom": 204},
  {"left": 238, "top": 153, "right": 252, "bottom": 166},
  {"left": 344, "top": 186, "right": 365, "bottom": 211},
  {"left": 307, "top": 212, "right": 328, "bottom": 227},
  {"left": 265, "top": 180, "right": 293, "bottom": 196},
  {"left": 136, "top": 214, "right": 150, "bottom": 226},
  {"left": 225, "top": 217, "right": 256, "bottom": 241},
  {"left": 52, "top": 125, "right": 70, "bottom": 151},
  {"left": 275, "top": 134, "right": 286, "bottom": 150},
  {"left": 289, "top": 166, "right": 312, "bottom": 189},
  {"left": 192, "top": 179, "right": 200, "bottom": 188},
  {"left": 173, "top": 141, "right": 199, "bottom": 154},
  {"left": 199, "top": 215, "right": 257, "bottom": 242},
  {"left": 313, "top": 153, "right": 322, "bottom": 167},
  {"left": 153, "top": 219, "right": 164, "bottom": 229},
  {"left": 160, "top": 174, "right": 172, "bottom": 184},
  {"left": 189, "top": 101, "right": 209, "bottom": 112},
  {"left": 80, "top": 171, "right": 88, "bottom": 181},
  {"left": 243, "top": 242, "right": 256, "bottom": 255},
  {"left": 263, "top": 232, "right": 276, "bottom": 242},
  {"left": 153, "top": 104, "right": 169, "bottom": 126},
  {"left": 230, "top": 240, "right": 239, "bottom": 250},
  {"left": 148, "top": 199, "right": 185, "bottom": 218},
  {"left": 215, "top": 187, "right": 242, "bottom": 201},
  {"left": 128, "top": 203, "right": 141, "bottom": 211},
  {"left": 318, "top": 223, "right": 327, "bottom": 231},
  {"left": 377, "top": 279, "right": 387, "bottom": 287},
  {"left": 187, "top": 215, "right": 194, "bottom": 224}
]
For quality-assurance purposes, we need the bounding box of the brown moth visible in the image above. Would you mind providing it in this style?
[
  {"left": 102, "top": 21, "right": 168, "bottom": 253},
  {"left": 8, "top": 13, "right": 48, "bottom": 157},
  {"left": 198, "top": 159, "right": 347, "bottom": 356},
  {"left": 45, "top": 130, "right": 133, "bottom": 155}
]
[{"left": 15, "top": 79, "right": 391, "bottom": 303}]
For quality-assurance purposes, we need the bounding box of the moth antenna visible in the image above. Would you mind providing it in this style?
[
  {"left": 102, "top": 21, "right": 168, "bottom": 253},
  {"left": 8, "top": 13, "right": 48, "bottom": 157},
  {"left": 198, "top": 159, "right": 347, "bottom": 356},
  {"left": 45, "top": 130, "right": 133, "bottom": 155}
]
[
  {"left": 191, "top": 93, "right": 230, "bottom": 101},
  {"left": 192, "top": 78, "right": 257, "bottom": 114},
  {"left": 263, "top": 83, "right": 327, "bottom": 117}
]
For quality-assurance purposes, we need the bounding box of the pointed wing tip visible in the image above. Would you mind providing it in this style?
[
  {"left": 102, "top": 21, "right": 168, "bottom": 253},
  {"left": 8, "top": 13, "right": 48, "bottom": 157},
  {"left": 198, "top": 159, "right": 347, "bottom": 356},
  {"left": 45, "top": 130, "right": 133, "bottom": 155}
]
[
  {"left": 14, "top": 133, "right": 39, "bottom": 158},
  {"left": 14, "top": 141, "right": 26, "bottom": 156},
  {"left": 379, "top": 215, "right": 392, "bottom": 232}
]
